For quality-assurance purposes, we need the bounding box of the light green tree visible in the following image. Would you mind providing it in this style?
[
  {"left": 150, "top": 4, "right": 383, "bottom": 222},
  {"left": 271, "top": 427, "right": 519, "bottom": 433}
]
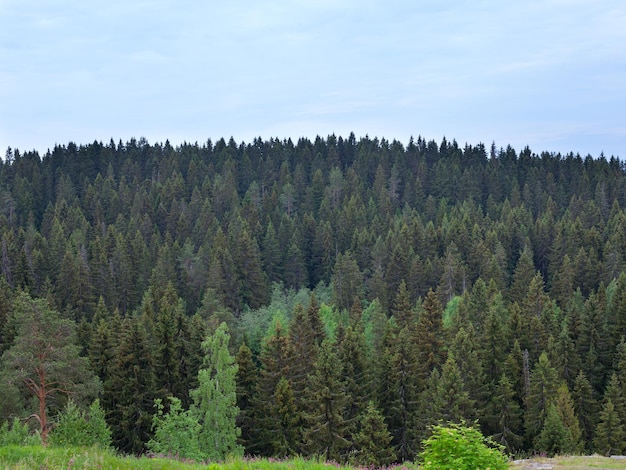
[
  {"left": 191, "top": 322, "right": 243, "bottom": 461},
  {"left": 147, "top": 396, "right": 202, "bottom": 461},
  {"left": 48, "top": 399, "right": 111, "bottom": 448}
]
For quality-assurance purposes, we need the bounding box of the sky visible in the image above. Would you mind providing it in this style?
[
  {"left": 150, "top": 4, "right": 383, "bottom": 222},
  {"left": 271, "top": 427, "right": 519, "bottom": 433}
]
[{"left": 1, "top": 0, "right": 625, "bottom": 159}]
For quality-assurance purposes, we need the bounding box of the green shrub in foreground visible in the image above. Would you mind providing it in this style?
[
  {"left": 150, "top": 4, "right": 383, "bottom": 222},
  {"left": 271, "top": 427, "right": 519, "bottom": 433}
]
[
  {"left": 420, "top": 421, "right": 508, "bottom": 470},
  {"left": 0, "top": 419, "right": 39, "bottom": 446}
]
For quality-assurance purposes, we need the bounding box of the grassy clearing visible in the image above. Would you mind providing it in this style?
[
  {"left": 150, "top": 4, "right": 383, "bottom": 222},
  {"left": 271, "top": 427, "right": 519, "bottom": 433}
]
[
  {"left": 511, "top": 455, "right": 626, "bottom": 469},
  {"left": 3, "top": 446, "right": 626, "bottom": 470},
  {"left": 0, "top": 445, "right": 419, "bottom": 470}
]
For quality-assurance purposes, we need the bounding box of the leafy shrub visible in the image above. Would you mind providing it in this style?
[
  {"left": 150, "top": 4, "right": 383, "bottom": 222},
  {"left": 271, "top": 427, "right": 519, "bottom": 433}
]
[
  {"left": 0, "top": 418, "right": 39, "bottom": 446},
  {"left": 48, "top": 399, "right": 112, "bottom": 448},
  {"left": 147, "top": 396, "right": 203, "bottom": 462},
  {"left": 420, "top": 421, "right": 508, "bottom": 469}
]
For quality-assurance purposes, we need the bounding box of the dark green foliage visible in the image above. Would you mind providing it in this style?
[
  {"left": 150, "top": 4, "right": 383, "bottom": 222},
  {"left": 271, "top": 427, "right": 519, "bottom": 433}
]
[
  {"left": 4, "top": 135, "right": 626, "bottom": 458},
  {"left": 487, "top": 374, "right": 524, "bottom": 453},
  {"left": 0, "top": 292, "right": 100, "bottom": 444},
  {"left": 351, "top": 401, "right": 395, "bottom": 467},
  {"left": 235, "top": 342, "right": 257, "bottom": 451},
  {"left": 304, "top": 339, "right": 351, "bottom": 462},
  {"left": 594, "top": 398, "right": 625, "bottom": 456},
  {"left": 104, "top": 315, "right": 156, "bottom": 454},
  {"left": 415, "top": 289, "right": 445, "bottom": 382},
  {"left": 525, "top": 352, "right": 560, "bottom": 442},
  {"left": 535, "top": 404, "right": 576, "bottom": 456},
  {"left": 572, "top": 370, "right": 598, "bottom": 450},
  {"left": 251, "top": 320, "right": 293, "bottom": 456}
]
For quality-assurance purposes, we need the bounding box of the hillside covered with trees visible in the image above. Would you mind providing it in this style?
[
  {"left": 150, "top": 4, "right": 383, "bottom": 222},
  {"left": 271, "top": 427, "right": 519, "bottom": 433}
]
[{"left": 2, "top": 134, "right": 626, "bottom": 462}]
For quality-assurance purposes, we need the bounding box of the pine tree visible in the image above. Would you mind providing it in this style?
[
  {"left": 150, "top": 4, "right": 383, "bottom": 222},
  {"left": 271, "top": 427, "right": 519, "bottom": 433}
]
[
  {"left": 0, "top": 292, "right": 100, "bottom": 445},
  {"left": 603, "top": 373, "right": 625, "bottom": 427},
  {"left": 191, "top": 322, "right": 243, "bottom": 461},
  {"left": 150, "top": 283, "right": 186, "bottom": 401},
  {"left": 437, "top": 353, "right": 474, "bottom": 424},
  {"left": 287, "top": 303, "right": 319, "bottom": 415},
  {"left": 510, "top": 246, "right": 536, "bottom": 304},
  {"left": 378, "top": 323, "right": 420, "bottom": 461},
  {"left": 480, "top": 292, "right": 509, "bottom": 393},
  {"left": 391, "top": 279, "right": 415, "bottom": 328}
]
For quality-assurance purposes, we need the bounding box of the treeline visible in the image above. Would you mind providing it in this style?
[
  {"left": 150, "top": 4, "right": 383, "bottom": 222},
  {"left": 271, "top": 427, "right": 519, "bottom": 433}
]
[{"left": 1, "top": 135, "right": 626, "bottom": 460}]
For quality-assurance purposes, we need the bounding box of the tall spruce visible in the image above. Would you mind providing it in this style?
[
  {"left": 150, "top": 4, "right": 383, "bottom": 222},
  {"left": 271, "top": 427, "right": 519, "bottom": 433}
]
[
  {"left": 105, "top": 315, "right": 156, "bottom": 454},
  {"left": 304, "top": 339, "right": 351, "bottom": 462}
]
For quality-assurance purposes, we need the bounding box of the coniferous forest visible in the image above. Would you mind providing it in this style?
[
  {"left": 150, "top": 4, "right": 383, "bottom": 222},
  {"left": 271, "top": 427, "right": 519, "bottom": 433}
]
[{"left": 2, "top": 134, "right": 626, "bottom": 462}]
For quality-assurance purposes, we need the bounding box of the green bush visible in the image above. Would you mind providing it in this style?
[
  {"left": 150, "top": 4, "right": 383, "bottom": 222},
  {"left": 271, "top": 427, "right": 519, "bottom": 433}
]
[
  {"left": 47, "top": 399, "right": 112, "bottom": 448},
  {"left": 420, "top": 421, "right": 508, "bottom": 470},
  {"left": 147, "top": 396, "right": 204, "bottom": 462},
  {"left": 0, "top": 418, "right": 39, "bottom": 446}
]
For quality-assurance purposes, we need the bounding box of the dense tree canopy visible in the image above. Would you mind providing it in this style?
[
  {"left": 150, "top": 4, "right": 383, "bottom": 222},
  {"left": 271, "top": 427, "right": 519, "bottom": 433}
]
[{"left": 1, "top": 134, "right": 626, "bottom": 460}]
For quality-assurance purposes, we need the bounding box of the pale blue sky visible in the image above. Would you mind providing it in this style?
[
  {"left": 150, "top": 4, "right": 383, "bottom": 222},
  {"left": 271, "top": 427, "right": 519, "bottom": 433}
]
[{"left": 1, "top": 0, "right": 625, "bottom": 158}]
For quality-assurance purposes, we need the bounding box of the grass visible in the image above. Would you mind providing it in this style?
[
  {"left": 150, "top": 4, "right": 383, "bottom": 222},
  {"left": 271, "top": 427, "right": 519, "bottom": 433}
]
[
  {"left": 2, "top": 446, "right": 626, "bottom": 470},
  {"left": 511, "top": 455, "right": 626, "bottom": 469},
  {"left": 0, "top": 445, "right": 412, "bottom": 470}
]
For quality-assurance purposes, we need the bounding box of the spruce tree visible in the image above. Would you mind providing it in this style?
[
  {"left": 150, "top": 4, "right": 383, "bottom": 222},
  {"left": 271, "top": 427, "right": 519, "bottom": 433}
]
[
  {"left": 105, "top": 315, "right": 156, "bottom": 454},
  {"left": 535, "top": 404, "right": 574, "bottom": 456},
  {"left": 553, "top": 382, "right": 582, "bottom": 453},
  {"left": 304, "top": 339, "right": 351, "bottom": 462},
  {"left": 525, "top": 352, "right": 559, "bottom": 444},
  {"left": 235, "top": 342, "right": 257, "bottom": 452},
  {"left": 271, "top": 376, "right": 300, "bottom": 457},
  {"left": 594, "top": 399, "right": 624, "bottom": 456},
  {"left": 572, "top": 370, "right": 598, "bottom": 450},
  {"left": 487, "top": 374, "right": 524, "bottom": 454},
  {"left": 415, "top": 289, "right": 445, "bottom": 383},
  {"left": 251, "top": 320, "right": 292, "bottom": 455},
  {"left": 351, "top": 401, "right": 395, "bottom": 467},
  {"left": 337, "top": 325, "right": 370, "bottom": 428}
]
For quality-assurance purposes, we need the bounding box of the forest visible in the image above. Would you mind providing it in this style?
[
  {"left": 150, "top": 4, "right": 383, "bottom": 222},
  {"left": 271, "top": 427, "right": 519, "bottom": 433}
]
[{"left": 1, "top": 134, "right": 626, "bottom": 463}]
